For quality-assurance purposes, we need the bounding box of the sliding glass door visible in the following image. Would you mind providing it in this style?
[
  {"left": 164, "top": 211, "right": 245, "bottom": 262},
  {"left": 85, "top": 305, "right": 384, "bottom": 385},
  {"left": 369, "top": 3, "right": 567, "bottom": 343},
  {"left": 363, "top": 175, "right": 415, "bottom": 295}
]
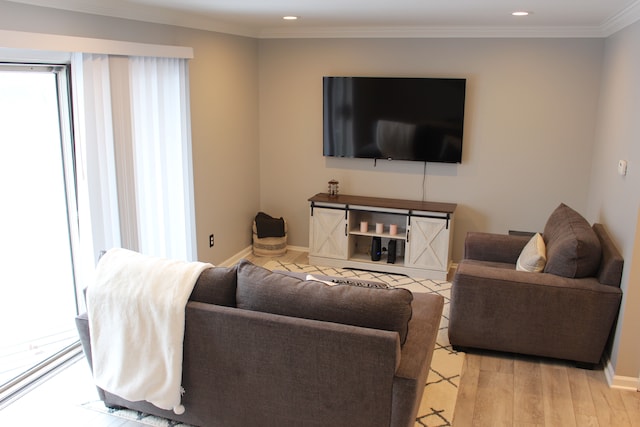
[{"left": 0, "top": 64, "right": 79, "bottom": 397}]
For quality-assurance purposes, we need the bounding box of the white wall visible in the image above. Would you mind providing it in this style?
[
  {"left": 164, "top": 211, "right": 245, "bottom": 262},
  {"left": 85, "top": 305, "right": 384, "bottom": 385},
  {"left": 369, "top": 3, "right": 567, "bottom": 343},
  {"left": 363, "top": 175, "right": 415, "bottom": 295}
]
[
  {"left": 589, "top": 20, "right": 640, "bottom": 382},
  {"left": 258, "top": 38, "right": 604, "bottom": 261},
  {"left": 0, "top": 0, "right": 261, "bottom": 265}
]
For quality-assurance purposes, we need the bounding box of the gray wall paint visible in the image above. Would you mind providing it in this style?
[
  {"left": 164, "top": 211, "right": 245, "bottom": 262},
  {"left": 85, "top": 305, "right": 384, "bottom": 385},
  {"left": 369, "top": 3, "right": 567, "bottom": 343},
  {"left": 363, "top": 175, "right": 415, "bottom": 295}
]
[
  {"left": 588, "top": 20, "right": 640, "bottom": 381},
  {"left": 258, "top": 38, "right": 604, "bottom": 261}
]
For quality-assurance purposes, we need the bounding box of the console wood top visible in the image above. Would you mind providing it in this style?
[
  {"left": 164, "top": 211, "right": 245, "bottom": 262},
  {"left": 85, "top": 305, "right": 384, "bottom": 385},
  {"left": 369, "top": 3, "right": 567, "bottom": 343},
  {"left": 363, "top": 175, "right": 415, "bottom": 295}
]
[{"left": 308, "top": 193, "right": 456, "bottom": 214}]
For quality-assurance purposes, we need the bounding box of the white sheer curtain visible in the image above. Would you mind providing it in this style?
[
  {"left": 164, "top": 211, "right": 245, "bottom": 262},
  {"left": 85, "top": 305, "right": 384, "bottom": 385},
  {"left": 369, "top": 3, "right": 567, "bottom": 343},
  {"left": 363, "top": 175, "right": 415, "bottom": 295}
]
[
  {"left": 72, "top": 53, "right": 196, "bottom": 272},
  {"left": 128, "top": 57, "right": 195, "bottom": 260},
  {"left": 71, "top": 53, "right": 121, "bottom": 271}
]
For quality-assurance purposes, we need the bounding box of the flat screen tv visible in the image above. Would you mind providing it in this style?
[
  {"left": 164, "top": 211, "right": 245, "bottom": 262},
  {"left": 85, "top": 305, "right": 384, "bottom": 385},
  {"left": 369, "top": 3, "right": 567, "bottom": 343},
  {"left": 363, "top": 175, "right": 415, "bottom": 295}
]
[{"left": 323, "top": 77, "right": 466, "bottom": 163}]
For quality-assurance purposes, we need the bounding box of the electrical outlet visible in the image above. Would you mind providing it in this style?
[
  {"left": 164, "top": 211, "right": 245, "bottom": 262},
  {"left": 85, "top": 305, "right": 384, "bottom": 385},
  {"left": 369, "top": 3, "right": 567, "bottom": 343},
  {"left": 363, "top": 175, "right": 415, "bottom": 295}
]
[{"left": 209, "top": 234, "right": 214, "bottom": 248}]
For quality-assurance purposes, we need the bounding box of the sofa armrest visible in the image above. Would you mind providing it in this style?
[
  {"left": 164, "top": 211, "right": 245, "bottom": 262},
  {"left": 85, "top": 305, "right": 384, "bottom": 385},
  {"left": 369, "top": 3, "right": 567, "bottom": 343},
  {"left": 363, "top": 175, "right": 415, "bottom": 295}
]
[
  {"left": 74, "top": 313, "right": 107, "bottom": 402},
  {"left": 464, "top": 232, "right": 531, "bottom": 264},
  {"left": 392, "top": 293, "right": 444, "bottom": 427},
  {"left": 396, "top": 293, "right": 443, "bottom": 379}
]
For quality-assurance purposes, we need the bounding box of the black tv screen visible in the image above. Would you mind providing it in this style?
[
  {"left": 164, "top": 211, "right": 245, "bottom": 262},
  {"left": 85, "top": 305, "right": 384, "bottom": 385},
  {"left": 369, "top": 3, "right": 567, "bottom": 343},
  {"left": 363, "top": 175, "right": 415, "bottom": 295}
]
[{"left": 323, "top": 77, "right": 466, "bottom": 163}]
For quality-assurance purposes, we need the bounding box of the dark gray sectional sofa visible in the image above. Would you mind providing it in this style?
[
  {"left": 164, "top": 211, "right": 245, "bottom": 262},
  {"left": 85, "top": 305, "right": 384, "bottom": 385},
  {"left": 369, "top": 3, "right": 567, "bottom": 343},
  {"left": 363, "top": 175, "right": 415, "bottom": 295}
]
[{"left": 76, "top": 260, "right": 444, "bottom": 427}]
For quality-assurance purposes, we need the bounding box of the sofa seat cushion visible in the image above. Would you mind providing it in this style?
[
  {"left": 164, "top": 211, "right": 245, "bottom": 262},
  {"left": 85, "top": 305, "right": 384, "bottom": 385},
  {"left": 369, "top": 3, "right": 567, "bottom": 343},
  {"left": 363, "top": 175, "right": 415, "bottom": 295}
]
[
  {"left": 236, "top": 260, "right": 414, "bottom": 344},
  {"left": 543, "top": 203, "right": 601, "bottom": 278}
]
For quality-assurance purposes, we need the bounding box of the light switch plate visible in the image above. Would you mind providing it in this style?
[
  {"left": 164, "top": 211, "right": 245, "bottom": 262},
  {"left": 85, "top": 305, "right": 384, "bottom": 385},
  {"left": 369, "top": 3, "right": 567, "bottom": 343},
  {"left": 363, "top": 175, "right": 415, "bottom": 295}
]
[{"left": 618, "top": 160, "right": 627, "bottom": 176}]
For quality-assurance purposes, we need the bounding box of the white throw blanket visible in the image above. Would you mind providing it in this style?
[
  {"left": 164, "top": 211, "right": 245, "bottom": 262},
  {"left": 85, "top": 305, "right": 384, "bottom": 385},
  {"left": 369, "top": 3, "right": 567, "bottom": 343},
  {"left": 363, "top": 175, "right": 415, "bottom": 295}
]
[{"left": 87, "top": 248, "right": 213, "bottom": 414}]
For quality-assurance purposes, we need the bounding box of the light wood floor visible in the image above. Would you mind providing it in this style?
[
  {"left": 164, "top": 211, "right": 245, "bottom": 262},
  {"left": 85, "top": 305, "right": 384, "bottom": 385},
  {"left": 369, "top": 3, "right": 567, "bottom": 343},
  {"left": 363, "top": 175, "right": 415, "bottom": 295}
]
[
  {"left": 1, "top": 249, "right": 638, "bottom": 426},
  {"left": 453, "top": 350, "right": 640, "bottom": 427},
  {"left": 0, "top": 353, "right": 141, "bottom": 426}
]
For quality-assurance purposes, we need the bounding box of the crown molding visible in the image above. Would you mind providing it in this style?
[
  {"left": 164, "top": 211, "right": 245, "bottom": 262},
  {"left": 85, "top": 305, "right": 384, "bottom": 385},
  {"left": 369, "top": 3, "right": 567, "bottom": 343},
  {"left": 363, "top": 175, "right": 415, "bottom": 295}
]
[
  {"left": 4, "top": 0, "right": 260, "bottom": 38},
  {"left": 601, "top": 0, "right": 640, "bottom": 36},
  {"left": 258, "top": 25, "right": 608, "bottom": 39},
  {"left": 7, "top": 0, "right": 640, "bottom": 40}
]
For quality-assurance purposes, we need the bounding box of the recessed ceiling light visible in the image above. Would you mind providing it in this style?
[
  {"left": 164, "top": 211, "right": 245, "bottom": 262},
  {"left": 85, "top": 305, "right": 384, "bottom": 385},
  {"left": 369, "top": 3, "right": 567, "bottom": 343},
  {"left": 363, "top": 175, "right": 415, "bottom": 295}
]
[
  {"left": 283, "top": 16, "right": 298, "bottom": 21},
  {"left": 512, "top": 11, "right": 530, "bottom": 16}
]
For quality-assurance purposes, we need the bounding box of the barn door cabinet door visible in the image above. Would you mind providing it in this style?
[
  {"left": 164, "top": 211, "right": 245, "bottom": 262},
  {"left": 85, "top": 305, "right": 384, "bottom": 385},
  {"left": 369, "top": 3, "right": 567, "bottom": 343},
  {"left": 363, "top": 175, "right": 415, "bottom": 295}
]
[
  {"left": 309, "top": 207, "right": 348, "bottom": 259},
  {"left": 406, "top": 215, "right": 453, "bottom": 272}
]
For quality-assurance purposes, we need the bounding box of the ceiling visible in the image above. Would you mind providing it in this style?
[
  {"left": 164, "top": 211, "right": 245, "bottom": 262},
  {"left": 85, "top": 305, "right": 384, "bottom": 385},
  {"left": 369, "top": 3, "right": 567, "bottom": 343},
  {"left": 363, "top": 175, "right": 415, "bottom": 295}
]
[{"left": 8, "top": 0, "right": 640, "bottom": 38}]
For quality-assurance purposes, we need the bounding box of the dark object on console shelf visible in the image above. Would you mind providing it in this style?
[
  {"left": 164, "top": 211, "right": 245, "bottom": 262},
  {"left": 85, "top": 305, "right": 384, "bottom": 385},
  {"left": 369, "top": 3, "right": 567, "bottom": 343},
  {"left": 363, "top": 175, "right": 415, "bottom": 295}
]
[
  {"left": 371, "top": 237, "right": 382, "bottom": 261},
  {"left": 387, "top": 240, "right": 397, "bottom": 264},
  {"left": 254, "top": 211, "right": 285, "bottom": 238}
]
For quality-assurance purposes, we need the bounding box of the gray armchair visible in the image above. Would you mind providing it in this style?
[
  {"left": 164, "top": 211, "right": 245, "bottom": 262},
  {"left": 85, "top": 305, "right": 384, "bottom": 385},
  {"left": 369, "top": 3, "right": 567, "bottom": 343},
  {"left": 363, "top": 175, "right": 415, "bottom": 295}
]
[{"left": 449, "top": 204, "right": 623, "bottom": 367}]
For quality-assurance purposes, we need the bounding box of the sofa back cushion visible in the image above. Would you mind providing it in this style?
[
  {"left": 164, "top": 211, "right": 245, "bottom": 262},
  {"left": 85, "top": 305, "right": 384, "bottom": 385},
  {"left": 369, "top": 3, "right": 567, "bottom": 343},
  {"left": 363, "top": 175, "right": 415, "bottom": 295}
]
[
  {"left": 235, "top": 260, "right": 414, "bottom": 344},
  {"left": 543, "top": 203, "right": 601, "bottom": 278},
  {"left": 189, "top": 265, "right": 238, "bottom": 307}
]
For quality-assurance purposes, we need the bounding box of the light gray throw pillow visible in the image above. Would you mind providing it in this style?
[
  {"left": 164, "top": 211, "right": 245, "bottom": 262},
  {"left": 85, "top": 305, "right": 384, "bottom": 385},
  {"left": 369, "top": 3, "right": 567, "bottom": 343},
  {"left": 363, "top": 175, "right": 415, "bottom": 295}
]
[{"left": 516, "top": 233, "right": 546, "bottom": 273}]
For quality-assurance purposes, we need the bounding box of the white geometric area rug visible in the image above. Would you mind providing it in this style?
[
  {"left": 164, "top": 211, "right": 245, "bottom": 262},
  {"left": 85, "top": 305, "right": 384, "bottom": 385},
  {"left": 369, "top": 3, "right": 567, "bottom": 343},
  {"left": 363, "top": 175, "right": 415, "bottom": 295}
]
[
  {"left": 81, "top": 399, "right": 194, "bottom": 426},
  {"left": 264, "top": 261, "right": 464, "bottom": 427}
]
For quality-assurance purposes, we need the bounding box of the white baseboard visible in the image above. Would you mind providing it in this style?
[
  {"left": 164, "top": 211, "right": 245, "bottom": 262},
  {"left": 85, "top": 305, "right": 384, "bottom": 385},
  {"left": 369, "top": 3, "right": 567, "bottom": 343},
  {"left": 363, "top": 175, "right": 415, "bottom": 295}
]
[
  {"left": 285, "top": 245, "right": 309, "bottom": 253},
  {"left": 604, "top": 357, "right": 639, "bottom": 391},
  {"left": 219, "top": 246, "right": 252, "bottom": 267},
  {"left": 219, "top": 245, "right": 310, "bottom": 267}
]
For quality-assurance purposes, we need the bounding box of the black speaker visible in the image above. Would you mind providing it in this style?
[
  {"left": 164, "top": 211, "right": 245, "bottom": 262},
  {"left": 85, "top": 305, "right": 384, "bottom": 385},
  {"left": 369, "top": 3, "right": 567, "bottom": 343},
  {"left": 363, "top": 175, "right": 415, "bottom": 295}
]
[
  {"left": 387, "top": 240, "right": 397, "bottom": 264},
  {"left": 371, "top": 237, "right": 382, "bottom": 261}
]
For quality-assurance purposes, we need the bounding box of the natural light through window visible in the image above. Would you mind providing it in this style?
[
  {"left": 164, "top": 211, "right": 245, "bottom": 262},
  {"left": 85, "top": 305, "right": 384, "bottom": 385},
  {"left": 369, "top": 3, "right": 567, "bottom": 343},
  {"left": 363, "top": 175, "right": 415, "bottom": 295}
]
[{"left": 0, "top": 68, "right": 78, "bottom": 386}]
